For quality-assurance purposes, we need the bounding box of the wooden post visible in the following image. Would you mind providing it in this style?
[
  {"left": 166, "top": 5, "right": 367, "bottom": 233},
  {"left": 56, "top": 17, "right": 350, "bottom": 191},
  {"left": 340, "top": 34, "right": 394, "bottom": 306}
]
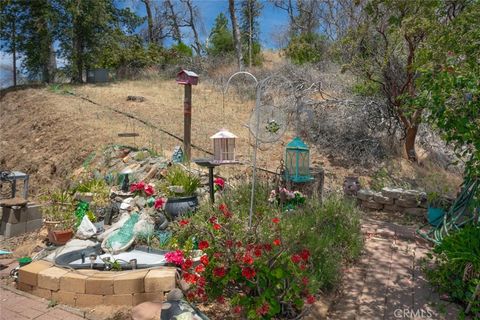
[{"left": 183, "top": 84, "right": 192, "bottom": 162}]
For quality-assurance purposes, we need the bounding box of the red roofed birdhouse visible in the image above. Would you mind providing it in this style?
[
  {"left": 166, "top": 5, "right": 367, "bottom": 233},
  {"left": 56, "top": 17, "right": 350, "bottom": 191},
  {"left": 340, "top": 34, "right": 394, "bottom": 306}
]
[{"left": 176, "top": 70, "right": 199, "bottom": 85}]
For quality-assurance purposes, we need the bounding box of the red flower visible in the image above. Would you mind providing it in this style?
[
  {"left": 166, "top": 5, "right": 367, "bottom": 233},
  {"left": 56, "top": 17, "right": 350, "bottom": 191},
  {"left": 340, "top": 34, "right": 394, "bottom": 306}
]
[
  {"left": 306, "top": 295, "right": 315, "bottom": 304},
  {"left": 242, "top": 254, "right": 254, "bottom": 265},
  {"left": 213, "top": 252, "right": 222, "bottom": 259},
  {"left": 198, "top": 240, "right": 209, "bottom": 250},
  {"left": 254, "top": 248, "right": 262, "bottom": 257},
  {"left": 223, "top": 210, "right": 232, "bottom": 218},
  {"left": 273, "top": 239, "right": 281, "bottom": 246},
  {"left": 300, "top": 249, "right": 310, "bottom": 261},
  {"left": 186, "top": 292, "right": 195, "bottom": 301},
  {"left": 302, "top": 276, "right": 309, "bottom": 286},
  {"left": 233, "top": 306, "right": 242, "bottom": 314},
  {"left": 214, "top": 178, "right": 225, "bottom": 188},
  {"left": 225, "top": 240, "right": 233, "bottom": 248},
  {"left": 144, "top": 184, "right": 155, "bottom": 196},
  {"left": 182, "top": 272, "right": 198, "bottom": 284},
  {"left": 263, "top": 244, "right": 272, "bottom": 252},
  {"left": 200, "top": 255, "right": 209, "bottom": 266},
  {"left": 182, "top": 259, "right": 193, "bottom": 270},
  {"left": 256, "top": 303, "right": 270, "bottom": 316},
  {"left": 213, "top": 223, "right": 221, "bottom": 230},
  {"left": 213, "top": 266, "right": 226, "bottom": 278},
  {"left": 236, "top": 241, "right": 242, "bottom": 247},
  {"left": 272, "top": 217, "right": 280, "bottom": 224},
  {"left": 241, "top": 266, "right": 256, "bottom": 279},
  {"left": 299, "top": 263, "right": 307, "bottom": 271},
  {"left": 219, "top": 203, "right": 227, "bottom": 212},
  {"left": 154, "top": 197, "right": 165, "bottom": 209},
  {"left": 197, "top": 276, "right": 206, "bottom": 287},
  {"left": 216, "top": 296, "right": 225, "bottom": 304},
  {"left": 179, "top": 219, "right": 189, "bottom": 227},
  {"left": 195, "top": 263, "right": 205, "bottom": 273},
  {"left": 291, "top": 254, "right": 302, "bottom": 264},
  {"left": 208, "top": 216, "right": 217, "bottom": 224}
]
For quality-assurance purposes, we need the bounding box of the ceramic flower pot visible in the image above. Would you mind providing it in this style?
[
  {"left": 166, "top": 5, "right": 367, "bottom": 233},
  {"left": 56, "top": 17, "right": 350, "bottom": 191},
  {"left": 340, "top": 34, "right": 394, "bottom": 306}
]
[
  {"left": 48, "top": 228, "right": 74, "bottom": 245},
  {"left": 164, "top": 195, "right": 199, "bottom": 219}
]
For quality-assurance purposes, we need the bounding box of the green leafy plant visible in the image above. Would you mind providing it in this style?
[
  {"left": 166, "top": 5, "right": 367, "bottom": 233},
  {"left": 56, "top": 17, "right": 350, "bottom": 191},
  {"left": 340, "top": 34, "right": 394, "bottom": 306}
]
[
  {"left": 421, "top": 173, "right": 454, "bottom": 209},
  {"left": 160, "top": 165, "right": 201, "bottom": 198},
  {"left": 40, "top": 189, "right": 76, "bottom": 230},
  {"left": 423, "top": 224, "right": 480, "bottom": 315}
]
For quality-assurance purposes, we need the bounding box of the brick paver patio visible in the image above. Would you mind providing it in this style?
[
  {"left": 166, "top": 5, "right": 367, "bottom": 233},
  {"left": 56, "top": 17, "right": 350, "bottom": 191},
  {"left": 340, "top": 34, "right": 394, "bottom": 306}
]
[
  {"left": 328, "top": 217, "right": 465, "bottom": 320},
  {"left": 0, "top": 285, "right": 85, "bottom": 320}
]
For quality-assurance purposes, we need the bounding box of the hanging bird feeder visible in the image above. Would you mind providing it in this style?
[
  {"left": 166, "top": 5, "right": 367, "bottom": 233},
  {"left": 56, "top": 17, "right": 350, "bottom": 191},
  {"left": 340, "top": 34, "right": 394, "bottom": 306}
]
[
  {"left": 210, "top": 129, "right": 238, "bottom": 164},
  {"left": 285, "top": 137, "right": 313, "bottom": 183}
]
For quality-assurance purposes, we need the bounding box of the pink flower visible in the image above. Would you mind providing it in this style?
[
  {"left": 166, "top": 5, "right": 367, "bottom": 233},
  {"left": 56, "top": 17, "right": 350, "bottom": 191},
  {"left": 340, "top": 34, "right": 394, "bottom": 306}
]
[
  {"left": 154, "top": 197, "right": 166, "bottom": 209},
  {"left": 291, "top": 254, "right": 302, "bottom": 264},
  {"left": 144, "top": 184, "right": 155, "bottom": 196},
  {"left": 165, "top": 250, "right": 184, "bottom": 265},
  {"left": 214, "top": 178, "right": 225, "bottom": 188},
  {"left": 233, "top": 306, "right": 242, "bottom": 314}
]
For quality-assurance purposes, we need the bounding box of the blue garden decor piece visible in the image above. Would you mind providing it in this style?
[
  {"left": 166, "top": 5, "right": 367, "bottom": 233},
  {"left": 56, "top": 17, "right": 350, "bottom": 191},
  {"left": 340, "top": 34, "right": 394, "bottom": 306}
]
[
  {"left": 285, "top": 137, "right": 313, "bottom": 183},
  {"left": 172, "top": 146, "right": 184, "bottom": 163}
]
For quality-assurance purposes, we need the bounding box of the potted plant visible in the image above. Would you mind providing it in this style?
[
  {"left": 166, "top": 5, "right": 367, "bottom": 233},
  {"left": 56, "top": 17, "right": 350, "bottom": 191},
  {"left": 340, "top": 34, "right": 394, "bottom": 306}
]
[
  {"left": 160, "top": 165, "right": 201, "bottom": 219},
  {"left": 41, "top": 190, "right": 76, "bottom": 245}
]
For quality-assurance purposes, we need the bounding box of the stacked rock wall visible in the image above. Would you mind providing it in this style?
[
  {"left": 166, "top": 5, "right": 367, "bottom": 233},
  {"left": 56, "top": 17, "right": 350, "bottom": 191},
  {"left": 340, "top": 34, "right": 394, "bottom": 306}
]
[{"left": 357, "top": 187, "right": 428, "bottom": 217}]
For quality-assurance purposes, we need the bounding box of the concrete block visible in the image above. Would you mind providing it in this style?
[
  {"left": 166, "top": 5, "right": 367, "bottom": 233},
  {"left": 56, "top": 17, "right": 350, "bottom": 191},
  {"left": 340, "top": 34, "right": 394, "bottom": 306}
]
[
  {"left": 31, "top": 286, "right": 52, "bottom": 300},
  {"left": 402, "top": 190, "right": 426, "bottom": 202},
  {"left": 26, "top": 219, "right": 43, "bottom": 232},
  {"left": 114, "top": 270, "right": 147, "bottom": 294},
  {"left": 38, "top": 266, "right": 70, "bottom": 291},
  {"left": 52, "top": 290, "right": 77, "bottom": 306},
  {"left": 86, "top": 275, "right": 114, "bottom": 295},
  {"left": 18, "top": 260, "right": 53, "bottom": 286},
  {"left": 357, "top": 189, "right": 376, "bottom": 201},
  {"left": 1, "top": 221, "right": 26, "bottom": 238},
  {"left": 133, "top": 292, "right": 164, "bottom": 305},
  {"left": 60, "top": 272, "right": 89, "bottom": 293},
  {"left": 75, "top": 294, "right": 105, "bottom": 307},
  {"left": 1, "top": 207, "right": 28, "bottom": 224},
  {"left": 27, "top": 205, "right": 43, "bottom": 221},
  {"left": 373, "top": 194, "right": 394, "bottom": 205},
  {"left": 144, "top": 268, "right": 176, "bottom": 293},
  {"left": 361, "top": 201, "right": 384, "bottom": 210},
  {"left": 104, "top": 294, "right": 133, "bottom": 306},
  {"left": 395, "top": 198, "right": 419, "bottom": 207}
]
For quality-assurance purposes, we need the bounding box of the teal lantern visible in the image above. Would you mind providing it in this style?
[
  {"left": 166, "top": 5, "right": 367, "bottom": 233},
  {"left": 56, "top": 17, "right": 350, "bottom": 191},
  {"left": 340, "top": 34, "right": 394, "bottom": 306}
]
[{"left": 285, "top": 137, "right": 313, "bottom": 183}]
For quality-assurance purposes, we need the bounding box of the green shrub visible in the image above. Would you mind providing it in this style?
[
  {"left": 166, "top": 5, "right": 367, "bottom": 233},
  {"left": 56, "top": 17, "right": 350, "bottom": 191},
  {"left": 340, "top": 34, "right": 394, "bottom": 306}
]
[
  {"left": 284, "top": 33, "right": 328, "bottom": 65},
  {"left": 423, "top": 224, "right": 480, "bottom": 315}
]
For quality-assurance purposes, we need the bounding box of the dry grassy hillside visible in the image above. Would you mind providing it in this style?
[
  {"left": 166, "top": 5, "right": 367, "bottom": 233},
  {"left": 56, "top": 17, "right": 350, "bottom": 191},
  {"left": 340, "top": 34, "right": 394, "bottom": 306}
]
[{"left": 0, "top": 76, "right": 462, "bottom": 198}]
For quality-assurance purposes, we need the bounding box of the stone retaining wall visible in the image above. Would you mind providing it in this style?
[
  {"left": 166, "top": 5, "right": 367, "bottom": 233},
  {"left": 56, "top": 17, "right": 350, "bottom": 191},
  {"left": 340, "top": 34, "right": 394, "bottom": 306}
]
[
  {"left": 357, "top": 187, "right": 428, "bottom": 217},
  {"left": 17, "top": 260, "right": 176, "bottom": 307}
]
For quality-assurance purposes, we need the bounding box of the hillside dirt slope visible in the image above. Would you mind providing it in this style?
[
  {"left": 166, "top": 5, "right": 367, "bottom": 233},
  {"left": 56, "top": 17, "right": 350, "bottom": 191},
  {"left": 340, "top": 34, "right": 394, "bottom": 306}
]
[{"left": 0, "top": 80, "right": 461, "bottom": 198}]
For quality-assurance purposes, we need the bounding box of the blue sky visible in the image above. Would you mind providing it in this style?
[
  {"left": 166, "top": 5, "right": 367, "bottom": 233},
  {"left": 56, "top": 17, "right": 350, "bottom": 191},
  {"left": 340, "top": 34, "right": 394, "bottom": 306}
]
[{"left": 120, "top": 0, "right": 289, "bottom": 48}]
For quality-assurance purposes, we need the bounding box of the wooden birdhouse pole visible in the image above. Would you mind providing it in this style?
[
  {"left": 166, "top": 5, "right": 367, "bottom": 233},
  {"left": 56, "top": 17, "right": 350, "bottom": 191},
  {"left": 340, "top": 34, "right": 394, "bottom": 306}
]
[
  {"left": 176, "top": 70, "right": 199, "bottom": 162},
  {"left": 183, "top": 84, "right": 192, "bottom": 162}
]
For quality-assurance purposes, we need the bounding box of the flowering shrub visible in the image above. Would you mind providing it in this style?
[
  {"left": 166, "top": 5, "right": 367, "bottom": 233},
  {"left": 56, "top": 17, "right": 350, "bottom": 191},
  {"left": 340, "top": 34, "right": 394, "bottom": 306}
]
[
  {"left": 154, "top": 197, "right": 166, "bottom": 210},
  {"left": 268, "top": 188, "right": 306, "bottom": 211},
  {"left": 130, "top": 181, "right": 155, "bottom": 197},
  {"left": 174, "top": 203, "right": 317, "bottom": 319}
]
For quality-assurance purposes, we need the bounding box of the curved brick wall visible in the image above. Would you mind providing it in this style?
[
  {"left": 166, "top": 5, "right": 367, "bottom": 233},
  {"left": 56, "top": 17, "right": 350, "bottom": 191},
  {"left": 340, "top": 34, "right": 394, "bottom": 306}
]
[{"left": 17, "top": 260, "right": 176, "bottom": 307}]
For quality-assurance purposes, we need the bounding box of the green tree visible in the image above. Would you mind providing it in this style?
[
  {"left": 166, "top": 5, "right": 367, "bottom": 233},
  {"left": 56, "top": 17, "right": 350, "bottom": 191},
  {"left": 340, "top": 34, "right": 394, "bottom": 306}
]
[
  {"left": 340, "top": 0, "right": 441, "bottom": 161},
  {"left": 207, "top": 13, "right": 234, "bottom": 56},
  {"left": 414, "top": 1, "right": 480, "bottom": 178},
  {"left": 285, "top": 33, "right": 327, "bottom": 65},
  {"left": 0, "top": 0, "right": 21, "bottom": 86},
  {"left": 55, "top": 0, "right": 142, "bottom": 82},
  {"left": 240, "top": 0, "right": 263, "bottom": 67}
]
